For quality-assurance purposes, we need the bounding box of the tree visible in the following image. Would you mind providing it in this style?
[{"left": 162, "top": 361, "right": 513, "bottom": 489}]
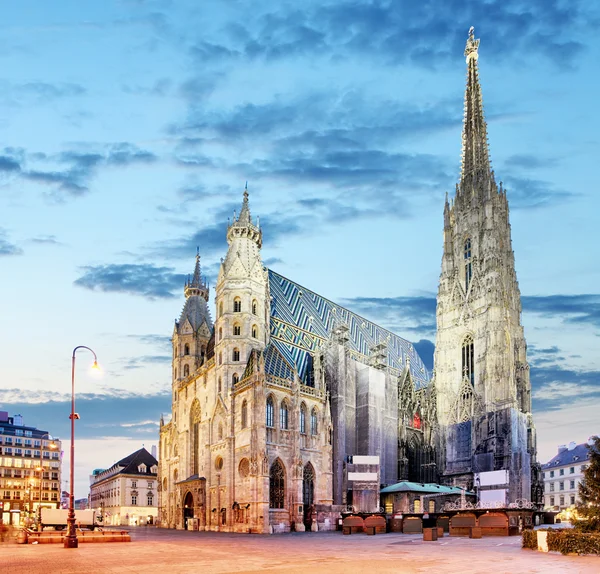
[{"left": 576, "top": 436, "right": 600, "bottom": 532}]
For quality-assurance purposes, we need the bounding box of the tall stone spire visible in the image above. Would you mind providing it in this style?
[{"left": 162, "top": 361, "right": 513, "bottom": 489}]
[
  {"left": 459, "top": 27, "right": 496, "bottom": 201},
  {"left": 434, "top": 27, "right": 539, "bottom": 507}
]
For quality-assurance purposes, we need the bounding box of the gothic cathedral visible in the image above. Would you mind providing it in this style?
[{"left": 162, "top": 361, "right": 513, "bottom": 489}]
[{"left": 158, "top": 28, "right": 541, "bottom": 533}]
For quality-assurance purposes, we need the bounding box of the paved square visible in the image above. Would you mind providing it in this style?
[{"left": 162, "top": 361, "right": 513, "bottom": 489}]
[{"left": 3, "top": 528, "right": 599, "bottom": 573}]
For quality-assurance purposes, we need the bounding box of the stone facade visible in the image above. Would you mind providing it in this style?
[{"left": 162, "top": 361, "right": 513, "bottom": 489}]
[
  {"left": 433, "top": 28, "right": 540, "bottom": 505},
  {"left": 159, "top": 190, "right": 335, "bottom": 533}
]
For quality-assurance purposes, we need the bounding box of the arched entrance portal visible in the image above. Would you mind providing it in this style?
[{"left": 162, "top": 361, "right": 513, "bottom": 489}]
[
  {"left": 183, "top": 491, "right": 194, "bottom": 529},
  {"left": 303, "top": 463, "right": 315, "bottom": 530}
]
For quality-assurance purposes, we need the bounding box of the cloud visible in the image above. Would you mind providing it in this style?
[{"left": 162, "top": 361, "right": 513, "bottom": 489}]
[
  {"left": 523, "top": 294, "right": 600, "bottom": 330},
  {"left": 339, "top": 294, "right": 437, "bottom": 338},
  {"left": 13, "top": 143, "right": 158, "bottom": 197},
  {"left": 190, "top": 1, "right": 593, "bottom": 69},
  {"left": 0, "top": 154, "right": 22, "bottom": 173},
  {"left": 0, "top": 80, "right": 86, "bottom": 106},
  {"left": 531, "top": 363, "right": 600, "bottom": 412},
  {"left": 128, "top": 334, "right": 172, "bottom": 349},
  {"left": 29, "top": 234, "right": 61, "bottom": 245},
  {"left": 18, "top": 81, "right": 86, "bottom": 101},
  {"left": 502, "top": 175, "right": 576, "bottom": 209},
  {"left": 121, "top": 355, "right": 172, "bottom": 370},
  {"left": 120, "top": 420, "right": 160, "bottom": 428},
  {"left": 122, "top": 78, "right": 172, "bottom": 96},
  {"left": 503, "top": 154, "right": 558, "bottom": 170},
  {"left": 533, "top": 380, "right": 599, "bottom": 401},
  {"left": 74, "top": 263, "right": 185, "bottom": 299},
  {"left": 0, "top": 228, "right": 23, "bottom": 256}
]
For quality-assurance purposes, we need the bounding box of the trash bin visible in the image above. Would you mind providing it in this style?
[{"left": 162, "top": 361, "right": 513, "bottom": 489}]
[{"left": 423, "top": 527, "right": 438, "bottom": 541}]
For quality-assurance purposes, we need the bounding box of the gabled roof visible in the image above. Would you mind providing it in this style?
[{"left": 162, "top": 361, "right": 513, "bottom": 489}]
[
  {"left": 267, "top": 269, "right": 430, "bottom": 387},
  {"left": 264, "top": 343, "right": 295, "bottom": 380},
  {"left": 114, "top": 447, "right": 158, "bottom": 476},
  {"left": 542, "top": 443, "right": 591, "bottom": 469},
  {"left": 177, "top": 295, "right": 212, "bottom": 333},
  {"left": 380, "top": 481, "right": 472, "bottom": 495}
]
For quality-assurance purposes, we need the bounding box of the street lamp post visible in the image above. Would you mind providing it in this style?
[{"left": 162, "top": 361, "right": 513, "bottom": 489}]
[
  {"left": 64, "top": 345, "right": 98, "bottom": 550},
  {"left": 37, "top": 433, "right": 58, "bottom": 531}
]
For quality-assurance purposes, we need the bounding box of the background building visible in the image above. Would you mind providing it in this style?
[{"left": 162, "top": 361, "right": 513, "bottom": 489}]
[
  {"left": 0, "top": 411, "right": 62, "bottom": 526},
  {"left": 542, "top": 440, "right": 593, "bottom": 511},
  {"left": 89, "top": 447, "right": 159, "bottom": 526}
]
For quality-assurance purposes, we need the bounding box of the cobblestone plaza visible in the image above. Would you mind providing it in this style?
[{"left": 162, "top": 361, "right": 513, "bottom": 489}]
[{"left": 4, "top": 528, "right": 599, "bottom": 573}]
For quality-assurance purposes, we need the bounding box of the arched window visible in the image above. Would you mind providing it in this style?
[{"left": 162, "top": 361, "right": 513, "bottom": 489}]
[
  {"left": 232, "top": 373, "right": 239, "bottom": 385},
  {"left": 303, "top": 463, "right": 315, "bottom": 509},
  {"left": 232, "top": 348, "right": 240, "bottom": 362},
  {"left": 280, "top": 401, "right": 289, "bottom": 430},
  {"left": 310, "top": 408, "right": 318, "bottom": 435},
  {"left": 219, "top": 302, "right": 223, "bottom": 317},
  {"left": 233, "top": 324, "right": 241, "bottom": 336},
  {"left": 184, "top": 343, "right": 190, "bottom": 356},
  {"left": 174, "top": 368, "right": 177, "bottom": 380},
  {"left": 218, "top": 352, "right": 222, "bottom": 365},
  {"left": 183, "top": 364, "right": 189, "bottom": 377},
  {"left": 241, "top": 400, "right": 248, "bottom": 428},
  {"left": 269, "top": 460, "right": 285, "bottom": 509},
  {"left": 233, "top": 297, "right": 242, "bottom": 313},
  {"left": 300, "top": 403, "right": 307, "bottom": 434},
  {"left": 218, "top": 423, "right": 223, "bottom": 441},
  {"left": 464, "top": 238, "right": 472, "bottom": 291},
  {"left": 252, "top": 300, "right": 257, "bottom": 315},
  {"left": 218, "top": 377, "right": 222, "bottom": 393},
  {"left": 251, "top": 325, "right": 258, "bottom": 339},
  {"left": 462, "top": 334, "right": 475, "bottom": 386},
  {"left": 266, "top": 396, "right": 274, "bottom": 428},
  {"left": 218, "top": 327, "right": 222, "bottom": 341}
]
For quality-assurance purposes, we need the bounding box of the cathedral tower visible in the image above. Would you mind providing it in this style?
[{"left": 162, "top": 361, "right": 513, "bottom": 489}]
[
  {"left": 172, "top": 250, "right": 212, "bottom": 382},
  {"left": 214, "top": 185, "right": 269, "bottom": 397},
  {"left": 434, "top": 28, "right": 537, "bottom": 503}
]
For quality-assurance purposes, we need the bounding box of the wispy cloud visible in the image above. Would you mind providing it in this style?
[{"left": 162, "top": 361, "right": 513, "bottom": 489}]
[
  {"left": 188, "top": 1, "right": 593, "bottom": 69},
  {"left": 523, "top": 294, "right": 600, "bottom": 330},
  {"left": 1, "top": 143, "right": 158, "bottom": 198},
  {"left": 0, "top": 228, "right": 23, "bottom": 256},
  {"left": 340, "top": 294, "right": 437, "bottom": 338},
  {"left": 74, "top": 263, "right": 185, "bottom": 299}
]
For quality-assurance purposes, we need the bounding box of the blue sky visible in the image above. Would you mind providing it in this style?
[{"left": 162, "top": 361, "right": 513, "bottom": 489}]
[{"left": 1, "top": 0, "right": 599, "bottom": 498}]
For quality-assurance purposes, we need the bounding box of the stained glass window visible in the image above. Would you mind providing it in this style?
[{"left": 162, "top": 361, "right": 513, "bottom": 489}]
[{"left": 269, "top": 460, "right": 285, "bottom": 509}]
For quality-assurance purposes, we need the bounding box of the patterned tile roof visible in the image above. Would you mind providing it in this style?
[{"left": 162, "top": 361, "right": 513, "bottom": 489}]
[
  {"left": 264, "top": 343, "right": 295, "bottom": 380},
  {"left": 267, "top": 269, "right": 431, "bottom": 388},
  {"left": 380, "top": 481, "right": 470, "bottom": 494}
]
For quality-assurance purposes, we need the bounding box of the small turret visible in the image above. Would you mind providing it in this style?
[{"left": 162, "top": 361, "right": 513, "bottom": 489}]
[{"left": 184, "top": 248, "right": 209, "bottom": 301}]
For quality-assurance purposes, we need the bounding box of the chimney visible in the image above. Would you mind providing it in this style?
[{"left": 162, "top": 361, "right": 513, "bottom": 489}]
[
  {"left": 151, "top": 445, "right": 157, "bottom": 460},
  {"left": 568, "top": 441, "right": 577, "bottom": 451},
  {"left": 558, "top": 445, "right": 567, "bottom": 453}
]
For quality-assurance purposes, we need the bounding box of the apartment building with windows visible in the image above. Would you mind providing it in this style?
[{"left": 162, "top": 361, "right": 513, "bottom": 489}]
[
  {"left": 542, "top": 439, "right": 593, "bottom": 511},
  {"left": 89, "top": 447, "right": 158, "bottom": 526},
  {"left": 0, "top": 411, "right": 62, "bottom": 526}
]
